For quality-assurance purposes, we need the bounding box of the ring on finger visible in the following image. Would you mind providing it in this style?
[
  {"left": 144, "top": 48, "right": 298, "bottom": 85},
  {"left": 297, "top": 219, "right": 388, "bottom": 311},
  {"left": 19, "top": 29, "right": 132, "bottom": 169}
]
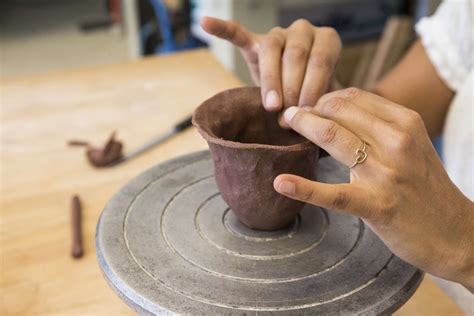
[{"left": 349, "top": 141, "right": 368, "bottom": 168}]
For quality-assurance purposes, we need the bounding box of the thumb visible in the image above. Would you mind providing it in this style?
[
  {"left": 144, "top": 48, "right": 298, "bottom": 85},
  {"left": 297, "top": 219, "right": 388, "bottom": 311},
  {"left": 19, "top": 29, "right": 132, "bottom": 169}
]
[{"left": 274, "top": 174, "right": 368, "bottom": 218}]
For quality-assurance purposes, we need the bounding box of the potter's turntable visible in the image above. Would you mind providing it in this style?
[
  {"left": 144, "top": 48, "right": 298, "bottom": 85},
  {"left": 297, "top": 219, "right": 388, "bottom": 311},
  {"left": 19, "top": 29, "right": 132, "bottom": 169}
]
[{"left": 96, "top": 151, "right": 423, "bottom": 315}]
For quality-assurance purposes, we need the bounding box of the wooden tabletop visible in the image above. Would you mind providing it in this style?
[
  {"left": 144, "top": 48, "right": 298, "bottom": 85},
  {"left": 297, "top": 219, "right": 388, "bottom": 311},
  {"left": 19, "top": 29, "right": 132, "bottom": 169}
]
[{"left": 0, "top": 49, "right": 464, "bottom": 315}]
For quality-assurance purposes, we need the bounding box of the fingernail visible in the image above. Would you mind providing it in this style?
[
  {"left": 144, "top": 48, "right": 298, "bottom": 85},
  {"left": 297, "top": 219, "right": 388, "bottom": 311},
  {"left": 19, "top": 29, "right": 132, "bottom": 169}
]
[
  {"left": 283, "top": 106, "right": 299, "bottom": 123},
  {"left": 301, "top": 105, "right": 313, "bottom": 112},
  {"left": 265, "top": 90, "right": 280, "bottom": 111},
  {"left": 277, "top": 180, "right": 296, "bottom": 195}
]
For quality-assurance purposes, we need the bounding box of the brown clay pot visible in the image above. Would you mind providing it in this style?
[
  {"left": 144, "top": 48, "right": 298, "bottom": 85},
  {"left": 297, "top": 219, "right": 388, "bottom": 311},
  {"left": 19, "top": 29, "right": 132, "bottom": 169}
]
[{"left": 193, "top": 87, "right": 319, "bottom": 231}]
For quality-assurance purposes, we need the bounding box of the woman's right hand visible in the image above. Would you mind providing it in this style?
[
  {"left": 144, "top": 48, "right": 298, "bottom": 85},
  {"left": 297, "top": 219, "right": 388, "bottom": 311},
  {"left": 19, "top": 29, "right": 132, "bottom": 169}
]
[{"left": 201, "top": 17, "right": 342, "bottom": 116}]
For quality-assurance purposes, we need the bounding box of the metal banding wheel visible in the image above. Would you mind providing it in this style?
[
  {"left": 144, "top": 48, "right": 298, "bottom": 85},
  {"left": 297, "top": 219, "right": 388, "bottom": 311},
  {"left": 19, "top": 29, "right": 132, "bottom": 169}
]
[{"left": 96, "top": 150, "right": 423, "bottom": 315}]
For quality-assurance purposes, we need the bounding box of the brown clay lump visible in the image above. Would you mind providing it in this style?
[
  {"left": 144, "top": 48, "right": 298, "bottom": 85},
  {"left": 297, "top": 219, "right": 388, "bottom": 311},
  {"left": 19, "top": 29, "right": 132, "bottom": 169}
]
[{"left": 68, "top": 131, "right": 123, "bottom": 167}]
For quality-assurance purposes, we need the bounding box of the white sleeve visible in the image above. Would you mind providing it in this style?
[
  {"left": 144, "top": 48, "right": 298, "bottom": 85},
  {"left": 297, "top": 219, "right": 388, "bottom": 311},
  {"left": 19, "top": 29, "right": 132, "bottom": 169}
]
[{"left": 415, "top": 0, "right": 473, "bottom": 91}]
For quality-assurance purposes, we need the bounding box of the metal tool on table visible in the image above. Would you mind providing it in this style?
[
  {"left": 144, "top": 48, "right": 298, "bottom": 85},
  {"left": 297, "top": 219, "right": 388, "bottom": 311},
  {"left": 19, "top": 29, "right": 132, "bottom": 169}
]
[
  {"left": 112, "top": 115, "right": 193, "bottom": 165},
  {"left": 69, "top": 116, "right": 193, "bottom": 167}
]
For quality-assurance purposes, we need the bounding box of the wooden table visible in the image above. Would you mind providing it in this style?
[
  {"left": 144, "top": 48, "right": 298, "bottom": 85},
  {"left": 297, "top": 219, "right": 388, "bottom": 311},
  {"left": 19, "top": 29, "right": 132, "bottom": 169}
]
[{"left": 0, "top": 49, "right": 463, "bottom": 315}]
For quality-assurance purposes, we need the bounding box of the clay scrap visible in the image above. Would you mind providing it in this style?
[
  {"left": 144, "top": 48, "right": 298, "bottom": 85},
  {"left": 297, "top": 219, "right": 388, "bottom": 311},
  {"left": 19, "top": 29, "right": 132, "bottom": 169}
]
[
  {"left": 71, "top": 195, "right": 83, "bottom": 259},
  {"left": 68, "top": 131, "right": 123, "bottom": 167}
]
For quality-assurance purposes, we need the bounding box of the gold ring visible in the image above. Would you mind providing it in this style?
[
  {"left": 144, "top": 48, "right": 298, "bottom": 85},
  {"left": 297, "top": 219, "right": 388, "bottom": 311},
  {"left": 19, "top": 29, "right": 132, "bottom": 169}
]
[{"left": 349, "top": 141, "right": 368, "bottom": 168}]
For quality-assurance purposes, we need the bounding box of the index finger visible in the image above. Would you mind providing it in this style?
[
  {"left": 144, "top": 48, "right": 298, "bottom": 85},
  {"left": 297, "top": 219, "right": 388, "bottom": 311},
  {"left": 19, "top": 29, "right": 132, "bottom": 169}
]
[{"left": 201, "top": 16, "right": 255, "bottom": 49}]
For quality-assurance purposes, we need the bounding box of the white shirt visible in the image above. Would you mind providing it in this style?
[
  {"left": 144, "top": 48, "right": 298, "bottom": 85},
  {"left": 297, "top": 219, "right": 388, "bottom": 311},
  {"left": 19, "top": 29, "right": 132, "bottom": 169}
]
[
  {"left": 416, "top": 0, "right": 474, "bottom": 200},
  {"left": 416, "top": 1, "right": 474, "bottom": 311}
]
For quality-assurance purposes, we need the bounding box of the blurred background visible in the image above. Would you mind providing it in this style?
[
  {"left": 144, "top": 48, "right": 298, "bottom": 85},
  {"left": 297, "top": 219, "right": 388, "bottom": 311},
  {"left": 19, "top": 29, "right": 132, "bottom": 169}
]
[{"left": 0, "top": 0, "right": 441, "bottom": 85}]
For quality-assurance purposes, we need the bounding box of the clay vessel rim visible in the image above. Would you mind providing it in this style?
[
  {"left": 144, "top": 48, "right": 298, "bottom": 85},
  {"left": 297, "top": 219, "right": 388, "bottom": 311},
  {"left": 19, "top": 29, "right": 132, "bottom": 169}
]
[
  {"left": 193, "top": 120, "right": 315, "bottom": 151},
  {"left": 192, "top": 86, "right": 315, "bottom": 152}
]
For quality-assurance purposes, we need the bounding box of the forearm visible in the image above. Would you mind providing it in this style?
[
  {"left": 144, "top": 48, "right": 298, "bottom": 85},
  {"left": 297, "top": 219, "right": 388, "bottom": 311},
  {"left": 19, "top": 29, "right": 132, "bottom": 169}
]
[
  {"left": 372, "top": 41, "right": 454, "bottom": 138},
  {"left": 373, "top": 81, "right": 452, "bottom": 139},
  {"left": 332, "top": 41, "right": 454, "bottom": 138}
]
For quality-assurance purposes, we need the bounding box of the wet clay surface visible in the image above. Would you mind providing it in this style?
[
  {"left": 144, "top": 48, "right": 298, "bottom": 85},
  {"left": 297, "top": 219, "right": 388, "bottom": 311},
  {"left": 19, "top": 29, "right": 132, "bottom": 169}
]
[{"left": 193, "top": 87, "right": 319, "bottom": 230}]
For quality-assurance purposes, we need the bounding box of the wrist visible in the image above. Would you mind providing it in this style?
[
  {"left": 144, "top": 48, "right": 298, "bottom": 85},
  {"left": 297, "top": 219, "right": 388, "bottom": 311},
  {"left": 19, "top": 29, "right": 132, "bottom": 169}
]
[
  {"left": 445, "top": 198, "right": 474, "bottom": 291},
  {"left": 458, "top": 200, "right": 474, "bottom": 291}
]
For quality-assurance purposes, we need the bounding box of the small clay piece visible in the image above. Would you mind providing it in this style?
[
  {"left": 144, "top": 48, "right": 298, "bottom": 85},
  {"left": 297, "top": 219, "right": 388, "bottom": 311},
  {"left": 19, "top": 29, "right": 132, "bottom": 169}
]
[
  {"left": 193, "top": 87, "right": 319, "bottom": 231},
  {"left": 71, "top": 195, "right": 84, "bottom": 259},
  {"left": 68, "top": 132, "right": 123, "bottom": 167},
  {"left": 87, "top": 131, "right": 123, "bottom": 166}
]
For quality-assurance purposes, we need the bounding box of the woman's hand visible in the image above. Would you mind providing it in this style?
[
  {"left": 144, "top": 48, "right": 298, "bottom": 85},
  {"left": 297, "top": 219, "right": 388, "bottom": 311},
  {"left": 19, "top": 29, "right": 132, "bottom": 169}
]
[
  {"left": 274, "top": 87, "right": 474, "bottom": 290},
  {"left": 201, "top": 17, "right": 342, "bottom": 115}
]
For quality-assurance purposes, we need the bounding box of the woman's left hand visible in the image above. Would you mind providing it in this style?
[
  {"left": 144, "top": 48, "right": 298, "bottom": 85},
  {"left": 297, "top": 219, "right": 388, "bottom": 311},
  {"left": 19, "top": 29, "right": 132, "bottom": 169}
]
[{"left": 274, "top": 87, "right": 474, "bottom": 290}]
